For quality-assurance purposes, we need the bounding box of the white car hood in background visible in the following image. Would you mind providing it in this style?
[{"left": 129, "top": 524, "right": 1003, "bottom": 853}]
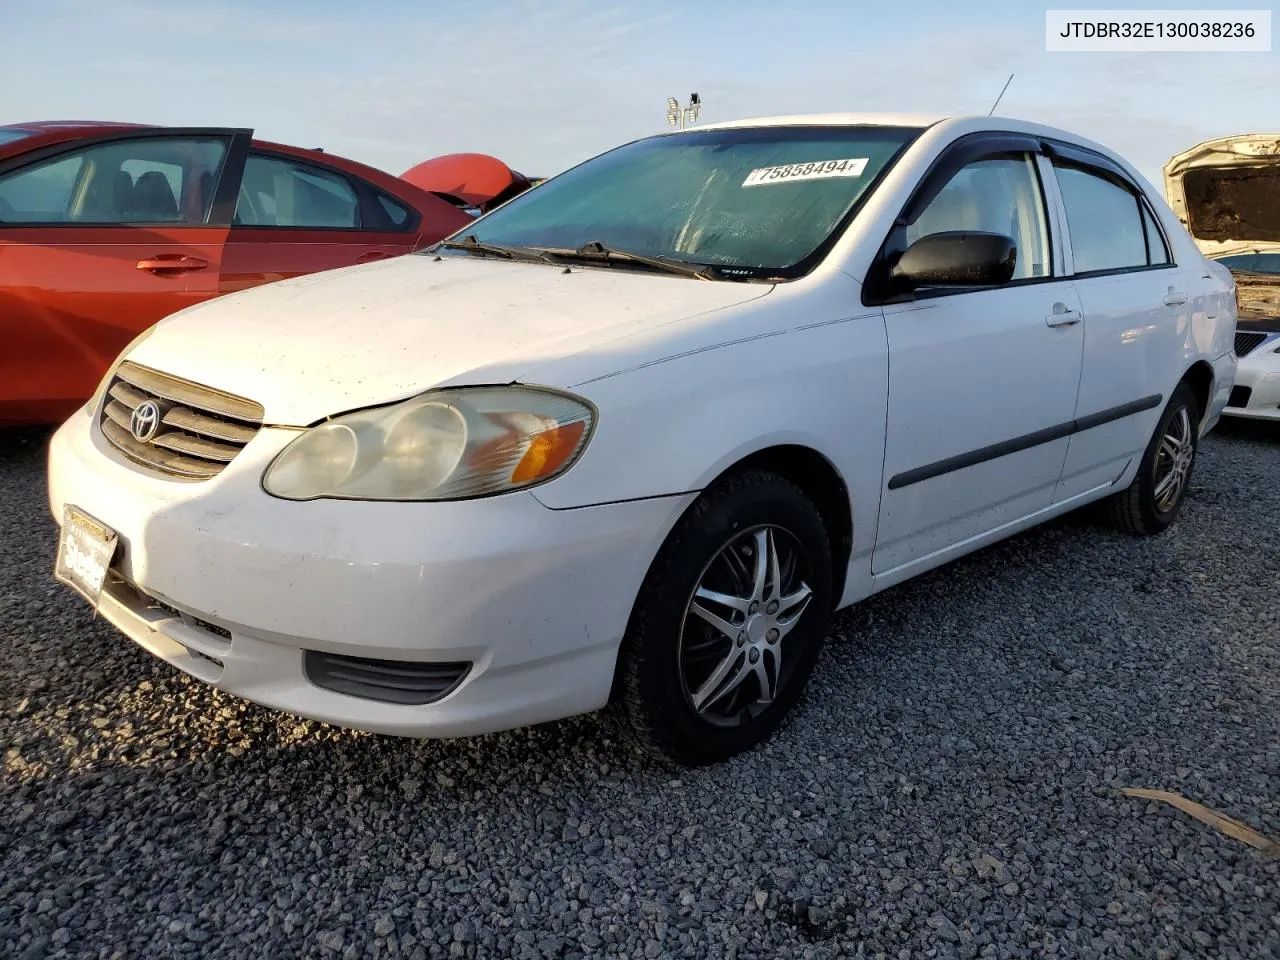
[
  {"left": 1165, "top": 134, "right": 1280, "bottom": 318},
  {"left": 1164, "top": 133, "right": 1280, "bottom": 259},
  {"left": 127, "top": 255, "right": 772, "bottom": 425}
]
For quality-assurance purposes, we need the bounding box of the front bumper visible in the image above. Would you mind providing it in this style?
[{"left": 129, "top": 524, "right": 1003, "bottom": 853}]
[
  {"left": 47, "top": 407, "right": 692, "bottom": 736},
  {"left": 1222, "top": 340, "right": 1280, "bottom": 421}
]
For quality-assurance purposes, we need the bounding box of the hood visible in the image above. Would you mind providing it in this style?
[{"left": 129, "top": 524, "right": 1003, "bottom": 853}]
[
  {"left": 1164, "top": 134, "right": 1280, "bottom": 257},
  {"left": 127, "top": 255, "right": 772, "bottom": 425}
]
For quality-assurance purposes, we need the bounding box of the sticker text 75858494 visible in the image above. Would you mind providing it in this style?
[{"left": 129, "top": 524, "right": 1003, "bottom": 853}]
[{"left": 742, "top": 157, "right": 869, "bottom": 187}]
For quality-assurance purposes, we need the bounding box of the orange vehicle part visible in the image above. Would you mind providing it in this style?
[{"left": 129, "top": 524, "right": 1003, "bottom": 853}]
[{"left": 400, "top": 153, "right": 534, "bottom": 213}]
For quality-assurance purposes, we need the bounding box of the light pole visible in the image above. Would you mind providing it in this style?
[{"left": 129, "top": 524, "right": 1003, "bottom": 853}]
[{"left": 666, "top": 93, "right": 702, "bottom": 130}]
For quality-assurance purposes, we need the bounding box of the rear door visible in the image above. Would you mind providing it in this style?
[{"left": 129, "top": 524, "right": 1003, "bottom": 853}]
[
  {"left": 0, "top": 128, "right": 250, "bottom": 423},
  {"left": 1045, "top": 145, "right": 1190, "bottom": 502},
  {"left": 219, "top": 150, "right": 422, "bottom": 295}
]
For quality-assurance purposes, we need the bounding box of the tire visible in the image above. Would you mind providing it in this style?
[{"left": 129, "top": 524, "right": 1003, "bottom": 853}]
[
  {"left": 1103, "top": 381, "right": 1200, "bottom": 536},
  {"left": 617, "top": 470, "right": 833, "bottom": 766}
]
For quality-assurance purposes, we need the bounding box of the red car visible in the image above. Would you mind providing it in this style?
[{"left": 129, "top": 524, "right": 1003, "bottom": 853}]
[{"left": 0, "top": 122, "right": 483, "bottom": 425}]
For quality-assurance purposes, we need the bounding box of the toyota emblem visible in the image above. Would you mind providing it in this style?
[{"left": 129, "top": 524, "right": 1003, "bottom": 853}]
[{"left": 130, "top": 401, "right": 161, "bottom": 443}]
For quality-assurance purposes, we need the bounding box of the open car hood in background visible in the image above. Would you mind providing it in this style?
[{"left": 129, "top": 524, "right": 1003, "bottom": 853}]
[
  {"left": 1164, "top": 134, "right": 1280, "bottom": 258},
  {"left": 1166, "top": 134, "right": 1280, "bottom": 320},
  {"left": 400, "top": 153, "right": 533, "bottom": 213}
]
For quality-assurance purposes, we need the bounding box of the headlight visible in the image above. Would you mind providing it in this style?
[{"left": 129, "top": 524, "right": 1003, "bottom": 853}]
[{"left": 262, "top": 386, "right": 595, "bottom": 501}]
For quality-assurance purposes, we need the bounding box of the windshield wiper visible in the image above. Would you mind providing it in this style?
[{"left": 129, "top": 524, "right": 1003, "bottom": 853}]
[
  {"left": 545, "top": 241, "right": 719, "bottom": 280},
  {"left": 434, "top": 235, "right": 556, "bottom": 264}
]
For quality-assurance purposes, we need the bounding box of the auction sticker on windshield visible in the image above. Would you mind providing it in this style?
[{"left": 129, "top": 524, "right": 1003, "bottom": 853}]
[
  {"left": 55, "top": 506, "right": 118, "bottom": 606},
  {"left": 742, "top": 158, "right": 869, "bottom": 187}
]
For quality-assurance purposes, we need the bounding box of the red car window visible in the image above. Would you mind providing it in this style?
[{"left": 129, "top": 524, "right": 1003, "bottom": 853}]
[
  {"left": 0, "top": 137, "right": 228, "bottom": 225},
  {"left": 234, "top": 154, "right": 361, "bottom": 228}
]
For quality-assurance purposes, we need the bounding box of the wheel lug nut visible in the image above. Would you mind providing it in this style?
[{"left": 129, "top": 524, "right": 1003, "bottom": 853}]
[
  {"left": 766, "top": 628, "right": 779, "bottom": 643},
  {"left": 736, "top": 632, "right": 746, "bottom": 647},
  {"left": 749, "top": 649, "right": 760, "bottom": 663},
  {"left": 766, "top": 601, "right": 778, "bottom": 614},
  {"left": 748, "top": 602, "right": 759, "bottom": 615}
]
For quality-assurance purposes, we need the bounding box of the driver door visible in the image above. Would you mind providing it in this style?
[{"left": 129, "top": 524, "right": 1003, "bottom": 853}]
[{"left": 871, "top": 144, "right": 1085, "bottom": 575}]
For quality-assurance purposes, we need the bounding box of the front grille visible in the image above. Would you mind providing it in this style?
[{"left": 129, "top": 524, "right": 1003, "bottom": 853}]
[
  {"left": 1227, "top": 385, "right": 1253, "bottom": 408},
  {"left": 1235, "top": 331, "right": 1268, "bottom": 357},
  {"left": 99, "top": 361, "right": 264, "bottom": 480},
  {"left": 304, "top": 651, "right": 471, "bottom": 705}
]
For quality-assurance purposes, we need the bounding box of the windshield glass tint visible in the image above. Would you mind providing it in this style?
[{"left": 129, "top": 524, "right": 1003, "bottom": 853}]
[
  {"left": 457, "top": 126, "right": 918, "bottom": 275},
  {"left": 0, "top": 129, "right": 35, "bottom": 147}
]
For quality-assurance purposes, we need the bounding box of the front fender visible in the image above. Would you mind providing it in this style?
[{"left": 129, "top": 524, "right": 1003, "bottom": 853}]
[{"left": 531, "top": 309, "right": 890, "bottom": 572}]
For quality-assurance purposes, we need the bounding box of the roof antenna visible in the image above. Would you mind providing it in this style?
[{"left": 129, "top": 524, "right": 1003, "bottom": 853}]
[{"left": 987, "top": 73, "right": 1014, "bottom": 116}]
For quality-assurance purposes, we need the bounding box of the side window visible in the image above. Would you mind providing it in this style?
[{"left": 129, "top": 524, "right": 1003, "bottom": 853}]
[
  {"left": 1054, "top": 164, "right": 1155, "bottom": 274},
  {"left": 376, "top": 192, "right": 412, "bottom": 229},
  {"left": 235, "top": 154, "right": 360, "bottom": 228},
  {"left": 0, "top": 137, "right": 228, "bottom": 224},
  {"left": 905, "top": 154, "right": 1051, "bottom": 281},
  {"left": 1141, "top": 202, "right": 1171, "bottom": 266}
]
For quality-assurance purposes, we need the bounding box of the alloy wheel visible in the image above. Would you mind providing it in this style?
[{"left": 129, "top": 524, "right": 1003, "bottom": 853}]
[
  {"left": 1153, "top": 405, "right": 1194, "bottom": 513},
  {"left": 677, "top": 525, "right": 814, "bottom": 727}
]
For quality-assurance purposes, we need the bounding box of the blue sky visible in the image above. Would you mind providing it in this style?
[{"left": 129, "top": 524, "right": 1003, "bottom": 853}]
[{"left": 3, "top": 0, "right": 1277, "bottom": 186}]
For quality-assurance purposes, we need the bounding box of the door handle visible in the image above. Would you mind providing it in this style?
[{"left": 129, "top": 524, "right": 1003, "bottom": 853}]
[
  {"left": 137, "top": 255, "right": 209, "bottom": 273},
  {"left": 1164, "top": 287, "right": 1188, "bottom": 306},
  {"left": 1046, "top": 302, "right": 1082, "bottom": 328}
]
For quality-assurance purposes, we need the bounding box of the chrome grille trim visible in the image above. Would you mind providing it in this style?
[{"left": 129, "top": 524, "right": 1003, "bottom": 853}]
[
  {"left": 150, "top": 431, "right": 241, "bottom": 462},
  {"left": 113, "top": 361, "right": 265, "bottom": 421},
  {"left": 99, "top": 361, "right": 264, "bottom": 480}
]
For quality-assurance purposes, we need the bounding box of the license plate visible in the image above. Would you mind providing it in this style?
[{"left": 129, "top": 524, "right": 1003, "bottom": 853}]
[{"left": 54, "top": 506, "right": 119, "bottom": 606}]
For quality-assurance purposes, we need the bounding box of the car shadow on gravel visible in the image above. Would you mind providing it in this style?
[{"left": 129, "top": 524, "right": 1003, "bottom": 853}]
[
  {"left": 1213, "top": 416, "right": 1280, "bottom": 444},
  {"left": 0, "top": 425, "right": 54, "bottom": 455}
]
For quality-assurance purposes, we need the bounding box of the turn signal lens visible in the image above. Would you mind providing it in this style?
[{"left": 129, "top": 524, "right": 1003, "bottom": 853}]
[{"left": 511, "top": 421, "right": 588, "bottom": 484}]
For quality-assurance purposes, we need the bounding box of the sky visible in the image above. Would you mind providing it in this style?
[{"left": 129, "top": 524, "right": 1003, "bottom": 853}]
[{"left": 3, "top": 0, "right": 1278, "bottom": 187}]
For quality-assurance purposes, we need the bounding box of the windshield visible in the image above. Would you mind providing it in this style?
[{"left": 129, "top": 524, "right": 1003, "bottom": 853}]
[
  {"left": 448, "top": 125, "right": 920, "bottom": 278},
  {"left": 0, "top": 129, "right": 35, "bottom": 147},
  {"left": 1216, "top": 252, "right": 1280, "bottom": 274}
]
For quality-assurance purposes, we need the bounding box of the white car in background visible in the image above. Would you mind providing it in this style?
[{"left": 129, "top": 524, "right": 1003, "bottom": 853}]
[
  {"left": 1166, "top": 134, "right": 1280, "bottom": 421},
  {"left": 48, "top": 113, "right": 1237, "bottom": 766}
]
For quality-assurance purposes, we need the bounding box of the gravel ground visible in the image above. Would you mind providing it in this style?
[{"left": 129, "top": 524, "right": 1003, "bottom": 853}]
[{"left": 2, "top": 422, "right": 1277, "bottom": 960}]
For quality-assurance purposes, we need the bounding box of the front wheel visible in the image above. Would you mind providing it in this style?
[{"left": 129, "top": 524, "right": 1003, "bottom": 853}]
[
  {"left": 617, "top": 471, "right": 833, "bottom": 766},
  {"left": 1103, "top": 381, "right": 1200, "bottom": 535}
]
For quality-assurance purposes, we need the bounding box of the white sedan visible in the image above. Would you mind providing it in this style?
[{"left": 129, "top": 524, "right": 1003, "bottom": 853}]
[{"left": 48, "top": 113, "right": 1238, "bottom": 765}]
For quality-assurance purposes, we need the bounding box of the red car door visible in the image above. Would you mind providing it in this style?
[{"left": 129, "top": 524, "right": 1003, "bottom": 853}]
[
  {"left": 219, "top": 150, "right": 422, "bottom": 295},
  {"left": 0, "top": 128, "right": 251, "bottom": 424}
]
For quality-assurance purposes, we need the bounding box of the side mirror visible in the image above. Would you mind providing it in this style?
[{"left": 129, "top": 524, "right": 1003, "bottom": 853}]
[{"left": 890, "top": 231, "right": 1017, "bottom": 289}]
